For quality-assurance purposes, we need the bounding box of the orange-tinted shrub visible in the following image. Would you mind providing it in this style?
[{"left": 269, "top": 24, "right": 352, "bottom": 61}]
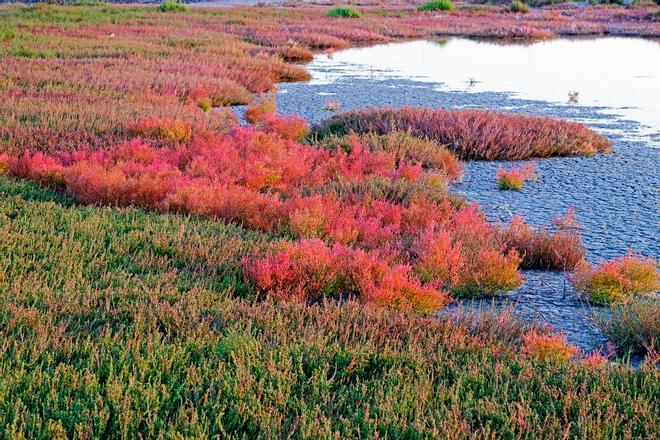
[
  {"left": 255, "top": 114, "right": 310, "bottom": 142},
  {"left": 412, "top": 229, "right": 464, "bottom": 285},
  {"left": 0, "top": 153, "right": 9, "bottom": 174},
  {"left": 453, "top": 249, "right": 523, "bottom": 297},
  {"left": 571, "top": 253, "right": 659, "bottom": 305},
  {"left": 522, "top": 331, "right": 578, "bottom": 363},
  {"left": 496, "top": 168, "right": 524, "bottom": 190}
]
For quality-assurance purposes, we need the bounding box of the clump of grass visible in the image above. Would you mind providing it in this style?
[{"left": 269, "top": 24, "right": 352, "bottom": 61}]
[
  {"left": 418, "top": 0, "right": 455, "bottom": 11},
  {"left": 326, "top": 6, "right": 362, "bottom": 18},
  {"left": 596, "top": 298, "right": 659, "bottom": 356},
  {"left": 197, "top": 99, "right": 211, "bottom": 113},
  {"left": 496, "top": 169, "right": 524, "bottom": 190},
  {"left": 571, "top": 253, "right": 659, "bottom": 305},
  {"left": 496, "top": 162, "right": 538, "bottom": 190},
  {"left": 510, "top": 1, "right": 530, "bottom": 13},
  {"left": 158, "top": 0, "right": 188, "bottom": 13},
  {"left": 128, "top": 117, "right": 192, "bottom": 143}
]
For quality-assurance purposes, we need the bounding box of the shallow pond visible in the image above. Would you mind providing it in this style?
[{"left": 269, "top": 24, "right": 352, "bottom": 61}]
[
  {"left": 310, "top": 37, "right": 660, "bottom": 145},
  {"left": 276, "top": 37, "right": 660, "bottom": 353}
]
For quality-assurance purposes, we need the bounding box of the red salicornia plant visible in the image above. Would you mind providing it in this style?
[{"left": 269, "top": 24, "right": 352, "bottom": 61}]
[
  {"left": 312, "top": 107, "right": 611, "bottom": 160},
  {"left": 499, "top": 209, "right": 585, "bottom": 270}
]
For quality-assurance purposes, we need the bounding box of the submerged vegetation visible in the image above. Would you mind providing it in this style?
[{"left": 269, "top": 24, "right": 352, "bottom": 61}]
[{"left": 0, "top": 3, "right": 658, "bottom": 437}]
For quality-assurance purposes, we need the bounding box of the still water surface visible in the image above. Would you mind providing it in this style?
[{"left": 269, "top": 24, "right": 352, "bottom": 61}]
[{"left": 309, "top": 38, "right": 660, "bottom": 144}]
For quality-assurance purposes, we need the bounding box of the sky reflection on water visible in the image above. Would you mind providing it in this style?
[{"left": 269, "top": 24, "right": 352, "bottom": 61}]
[{"left": 309, "top": 38, "right": 660, "bottom": 144}]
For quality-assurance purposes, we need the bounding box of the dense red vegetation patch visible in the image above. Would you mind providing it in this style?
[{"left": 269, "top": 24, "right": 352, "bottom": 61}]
[
  {"left": 4, "top": 111, "right": 588, "bottom": 308},
  {"left": 243, "top": 239, "right": 449, "bottom": 314},
  {"left": 312, "top": 107, "right": 611, "bottom": 160}
]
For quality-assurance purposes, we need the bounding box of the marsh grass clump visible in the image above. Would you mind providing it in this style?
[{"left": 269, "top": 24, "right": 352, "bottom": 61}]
[
  {"left": 596, "top": 298, "right": 660, "bottom": 356},
  {"left": 418, "top": 0, "right": 455, "bottom": 11},
  {"left": 496, "top": 162, "right": 538, "bottom": 190},
  {"left": 326, "top": 6, "right": 362, "bottom": 18},
  {"left": 197, "top": 99, "right": 211, "bottom": 113},
  {"left": 500, "top": 211, "right": 585, "bottom": 271},
  {"left": 158, "top": 0, "right": 188, "bottom": 13},
  {"left": 128, "top": 117, "right": 192, "bottom": 143},
  {"left": 510, "top": 0, "right": 530, "bottom": 13},
  {"left": 312, "top": 107, "right": 611, "bottom": 160},
  {"left": 245, "top": 94, "right": 277, "bottom": 124},
  {"left": 571, "top": 253, "right": 659, "bottom": 305}
]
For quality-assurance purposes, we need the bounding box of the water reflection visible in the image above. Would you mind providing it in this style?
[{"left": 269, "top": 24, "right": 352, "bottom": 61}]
[{"left": 309, "top": 38, "right": 660, "bottom": 142}]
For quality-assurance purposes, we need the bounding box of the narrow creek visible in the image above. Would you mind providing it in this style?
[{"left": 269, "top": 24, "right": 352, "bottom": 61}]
[{"left": 276, "top": 37, "right": 660, "bottom": 352}]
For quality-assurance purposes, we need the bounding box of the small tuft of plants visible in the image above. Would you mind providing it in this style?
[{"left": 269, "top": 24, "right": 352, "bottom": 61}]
[
  {"left": 510, "top": 1, "right": 530, "bottom": 13},
  {"left": 499, "top": 210, "right": 585, "bottom": 271},
  {"left": 322, "top": 100, "right": 341, "bottom": 111},
  {"left": 158, "top": 0, "right": 189, "bottom": 13},
  {"left": 596, "top": 298, "right": 659, "bottom": 356},
  {"left": 326, "top": 6, "right": 362, "bottom": 18},
  {"left": 418, "top": 0, "right": 455, "bottom": 11},
  {"left": 496, "top": 162, "right": 538, "bottom": 190},
  {"left": 571, "top": 253, "right": 659, "bottom": 305}
]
